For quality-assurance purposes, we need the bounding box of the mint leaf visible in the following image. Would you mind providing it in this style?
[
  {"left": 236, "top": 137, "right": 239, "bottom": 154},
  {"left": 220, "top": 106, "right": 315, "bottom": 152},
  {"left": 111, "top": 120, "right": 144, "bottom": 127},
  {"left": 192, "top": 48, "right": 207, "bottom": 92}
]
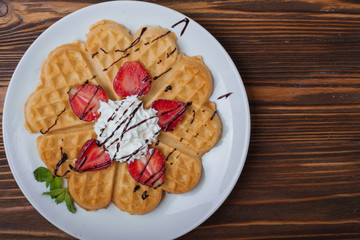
[
  {"left": 33, "top": 167, "right": 53, "bottom": 185},
  {"left": 65, "top": 191, "right": 76, "bottom": 214},
  {"left": 50, "top": 176, "right": 62, "bottom": 191},
  {"left": 43, "top": 188, "right": 66, "bottom": 199},
  {"left": 55, "top": 190, "right": 66, "bottom": 204}
]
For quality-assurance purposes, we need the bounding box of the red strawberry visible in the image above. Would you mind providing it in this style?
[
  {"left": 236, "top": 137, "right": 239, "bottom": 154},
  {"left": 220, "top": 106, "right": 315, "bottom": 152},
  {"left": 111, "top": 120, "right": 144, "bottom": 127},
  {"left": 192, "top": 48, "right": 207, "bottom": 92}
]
[
  {"left": 68, "top": 84, "right": 107, "bottom": 121},
  {"left": 151, "top": 99, "right": 187, "bottom": 131},
  {"left": 113, "top": 61, "right": 151, "bottom": 97},
  {"left": 128, "top": 148, "right": 165, "bottom": 188},
  {"left": 71, "top": 139, "right": 112, "bottom": 173}
]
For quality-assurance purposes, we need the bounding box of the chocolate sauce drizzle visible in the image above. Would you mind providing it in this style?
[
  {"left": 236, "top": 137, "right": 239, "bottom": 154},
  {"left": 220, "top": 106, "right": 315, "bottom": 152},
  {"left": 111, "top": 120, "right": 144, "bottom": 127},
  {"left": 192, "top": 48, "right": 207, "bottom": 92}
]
[
  {"left": 99, "top": 101, "right": 124, "bottom": 137},
  {"left": 100, "top": 48, "right": 108, "bottom": 54},
  {"left": 167, "top": 47, "right": 177, "bottom": 58},
  {"left": 210, "top": 110, "right": 217, "bottom": 120},
  {"left": 53, "top": 147, "right": 70, "bottom": 177},
  {"left": 190, "top": 110, "right": 195, "bottom": 124},
  {"left": 157, "top": 59, "right": 162, "bottom": 64},
  {"left": 171, "top": 17, "right": 190, "bottom": 37},
  {"left": 155, "top": 140, "right": 160, "bottom": 146},
  {"left": 115, "top": 27, "right": 147, "bottom": 54},
  {"left": 165, "top": 148, "right": 176, "bottom": 161},
  {"left": 40, "top": 108, "right": 66, "bottom": 134},
  {"left": 100, "top": 100, "right": 158, "bottom": 161},
  {"left": 133, "top": 185, "right": 140, "bottom": 193},
  {"left": 217, "top": 92, "right": 233, "bottom": 100},
  {"left": 180, "top": 138, "right": 183, "bottom": 142},
  {"left": 69, "top": 140, "right": 112, "bottom": 173},
  {"left": 151, "top": 31, "right": 171, "bottom": 43},
  {"left": 142, "top": 191, "right": 149, "bottom": 200},
  {"left": 163, "top": 104, "right": 188, "bottom": 131},
  {"left": 164, "top": 85, "right": 172, "bottom": 92},
  {"left": 103, "top": 53, "right": 130, "bottom": 71},
  {"left": 195, "top": 133, "right": 199, "bottom": 138},
  {"left": 79, "top": 86, "right": 101, "bottom": 120},
  {"left": 91, "top": 52, "right": 98, "bottom": 58},
  {"left": 153, "top": 68, "right": 172, "bottom": 80}
]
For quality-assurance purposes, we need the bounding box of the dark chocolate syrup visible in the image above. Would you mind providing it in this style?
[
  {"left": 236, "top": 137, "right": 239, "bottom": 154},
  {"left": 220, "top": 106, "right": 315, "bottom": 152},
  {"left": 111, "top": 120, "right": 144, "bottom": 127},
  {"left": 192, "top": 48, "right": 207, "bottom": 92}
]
[
  {"left": 195, "top": 133, "right": 199, "bottom": 138},
  {"left": 69, "top": 83, "right": 87, "bottom": 102},
  {"left": 163, "top": 104, "right": 188, "bottom": 131},
  {"left": 190, "top": 110, "right": 195, "bottom": 124},
  {"left": 165, "top": 148, "right": 176, "bottom": 161},
  {"left": 143, "top": 163, "right": 165, "bottom": 186},
  {"left": 180, "top": 138, "right": 183, "bottom": 142},
  {"left": 148, "top": 166, "right": 165, "bottom": 188},
  {"left": 133, "top": 185, "right": 140, "bottom": 193},
  {"left": 119, "top": 145, "right": 146, "bottom": 162},
  {"left": 210, "top": 110, "right": 217, "bottom": 120},
  {"left": 153, "top": 68, "right": 172, "bottom": 80},
  {"left": 80, "top": 86, "right": 101, "bottom": 120},
  {"left": 144, "top": 42, "right": 149, "bottom": 46},
  {"left": 187, "top": 101, "right": 192, "bottom": 106},
  {"left": 142, "top": 191, "right": 149, "bottom": 200},
  {"left": 171, "top": 17, "right": 190, "bottom": 37},
  {"left": 176, "top": 153, "right": 181, "bottom": 159},
  {"left": 138, "top": 80, "right": 151, "bottom": 95},
  {"left": 115, "top": 27, "right": 147, "bottom": 54},
  {"left": 164, "top": 85, "right": 172, "bottom": 92},
  {"left": 99, "top": 101, "right": 124, "bottom": 137},
  {"left": 53, "top": 147, "right": 70, "bottom": 177},
  {"left": 157, "top": 59, "right": 162, "bottom": 64},
  {"left": 160, "top": 103, "right": 183, "bottom": 116},
  {"left": 40, "top": 108, "right": 66, "bottom": 134},
  {"left": 91, "top": 52, "right": 99, "bottom": 58},
  {"left": 155, "top": 140, "right": 160, "bottom": 146},
  {"left": 101, "top": 101, "right": 157, "bottom": 161},
  {"left": 100, "top": 48, "right": 108, "bottom": 54},
  {"left": 138, "top": 148, "right": 155, "bottom": 181},
  {"left": 103, "top": 53, "right": 130, "bottom": 71},
  {"left": 151, "top": 31, "right": 171, "bottom": 43},
  {"left": 217, "top": 92, "right": 233, "bottom": 100},
  {"left": 134, "top": 48, "right": 140, "bottom": 52},
  {"left": 167, "top": 47, "right": 177, "bottom": 58}
]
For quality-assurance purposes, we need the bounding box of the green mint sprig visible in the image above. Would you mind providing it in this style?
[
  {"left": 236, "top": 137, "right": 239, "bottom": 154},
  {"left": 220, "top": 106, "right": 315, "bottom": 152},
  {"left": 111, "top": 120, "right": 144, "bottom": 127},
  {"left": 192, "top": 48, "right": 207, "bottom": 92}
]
[{"left": 33, "top": 166, "right": 76, "bottom": 213}]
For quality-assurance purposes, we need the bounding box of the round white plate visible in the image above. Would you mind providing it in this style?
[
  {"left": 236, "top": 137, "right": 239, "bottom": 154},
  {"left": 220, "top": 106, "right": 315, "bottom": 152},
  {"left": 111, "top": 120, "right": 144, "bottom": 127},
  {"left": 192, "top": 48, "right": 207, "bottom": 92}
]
[{"left": 3, "top": 1, "right": 250, "bottom": 239}]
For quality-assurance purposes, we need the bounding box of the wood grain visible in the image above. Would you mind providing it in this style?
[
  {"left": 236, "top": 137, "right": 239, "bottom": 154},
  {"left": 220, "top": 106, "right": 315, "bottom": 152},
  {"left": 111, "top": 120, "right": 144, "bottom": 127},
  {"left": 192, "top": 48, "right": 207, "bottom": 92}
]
[{"left": 1, "top": 0, "right": 360, "bottom": 239}]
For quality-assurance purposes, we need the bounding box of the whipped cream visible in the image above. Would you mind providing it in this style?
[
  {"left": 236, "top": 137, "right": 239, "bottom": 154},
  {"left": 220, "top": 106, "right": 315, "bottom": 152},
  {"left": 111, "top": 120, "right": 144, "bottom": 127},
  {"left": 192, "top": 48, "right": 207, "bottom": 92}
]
[{"left": 94, "top": 96, "right": 160, "bottom": 163}]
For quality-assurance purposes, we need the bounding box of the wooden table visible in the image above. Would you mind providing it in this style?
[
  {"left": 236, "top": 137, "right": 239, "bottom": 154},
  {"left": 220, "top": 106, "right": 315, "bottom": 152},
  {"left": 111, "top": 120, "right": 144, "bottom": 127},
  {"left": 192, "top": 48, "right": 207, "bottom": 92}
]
[{"left": 1, "top": 0, "right": 360, "bottom": 239}]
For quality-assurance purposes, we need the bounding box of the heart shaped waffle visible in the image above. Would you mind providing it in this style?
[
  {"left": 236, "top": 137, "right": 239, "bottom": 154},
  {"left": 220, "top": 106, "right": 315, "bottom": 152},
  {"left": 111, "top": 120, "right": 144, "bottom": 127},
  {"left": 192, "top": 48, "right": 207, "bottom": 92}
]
[{"left": 26, "top": 20, "right": 222, "bottom": 214}]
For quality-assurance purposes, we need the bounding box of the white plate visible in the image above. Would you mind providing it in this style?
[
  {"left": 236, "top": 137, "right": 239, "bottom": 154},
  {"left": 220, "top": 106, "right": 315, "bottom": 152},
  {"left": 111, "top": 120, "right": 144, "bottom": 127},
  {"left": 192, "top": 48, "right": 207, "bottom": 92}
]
[{"left": 3, "top": 1, "right": 250, "bottom": 239}]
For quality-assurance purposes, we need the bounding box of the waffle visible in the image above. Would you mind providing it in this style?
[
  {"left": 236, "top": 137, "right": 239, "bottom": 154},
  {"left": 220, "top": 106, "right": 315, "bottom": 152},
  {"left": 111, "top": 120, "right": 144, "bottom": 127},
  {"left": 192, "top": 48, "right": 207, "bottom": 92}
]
[
  {"left": 27, "top": 20, "right": 222, "bottom": 214},
  {"left": 24, "top": 42, "right": 101, "bottom": 134}
]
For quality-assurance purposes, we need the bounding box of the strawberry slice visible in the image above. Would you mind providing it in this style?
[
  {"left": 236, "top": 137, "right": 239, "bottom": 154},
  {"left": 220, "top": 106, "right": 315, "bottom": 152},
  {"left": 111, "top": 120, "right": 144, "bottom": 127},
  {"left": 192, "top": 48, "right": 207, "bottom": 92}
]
[
  {"left": 113, "top": 61, "right": 151, "bottom": 97},
  {"left": 71, "top": 139, "right": 112, "bottom": 173},
  {"left": 68, "top": 84, "right": 107, "bottom": 121},
  {"left": 151, "top": 99, "right": 187, "bottom": 131},
  {"left": 128, "top": 148, "right": 165, "bottom": 188}
]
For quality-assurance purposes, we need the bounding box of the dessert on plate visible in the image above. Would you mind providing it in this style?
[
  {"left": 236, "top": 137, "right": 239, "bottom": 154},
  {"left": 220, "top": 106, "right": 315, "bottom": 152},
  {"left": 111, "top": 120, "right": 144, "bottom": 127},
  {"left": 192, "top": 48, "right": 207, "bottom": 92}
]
[{"left": 24, "top": 20, "right": 222, "bottom": 214}]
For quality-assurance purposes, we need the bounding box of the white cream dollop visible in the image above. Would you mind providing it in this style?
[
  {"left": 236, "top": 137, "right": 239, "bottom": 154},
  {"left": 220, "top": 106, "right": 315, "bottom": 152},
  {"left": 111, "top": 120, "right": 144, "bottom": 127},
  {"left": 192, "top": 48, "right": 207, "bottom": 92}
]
[{"left": 94, "top": 96, "right": 160, "bottom": 163}]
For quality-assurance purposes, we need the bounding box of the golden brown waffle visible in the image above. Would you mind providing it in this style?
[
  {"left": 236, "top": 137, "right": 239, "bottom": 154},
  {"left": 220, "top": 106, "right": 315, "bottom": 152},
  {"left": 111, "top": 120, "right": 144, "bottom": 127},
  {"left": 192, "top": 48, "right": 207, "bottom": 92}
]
[
  {"left": 36, "top": 124, "right": 96, "bottom": 178},
  {"left": 68, "top": 164, "right": 116, "bottom": 210},
  {"left": 155, "top": 141, "right": 202, "bottom": 194},
  {"left": 112, "top": 162, "right": 163, "bottom": 215},
  {"left": 24, "top": 42, "right": 101, "bottom": 134},
  {"left": 27, "top": 20, "right": 222, "bottom": 214}
]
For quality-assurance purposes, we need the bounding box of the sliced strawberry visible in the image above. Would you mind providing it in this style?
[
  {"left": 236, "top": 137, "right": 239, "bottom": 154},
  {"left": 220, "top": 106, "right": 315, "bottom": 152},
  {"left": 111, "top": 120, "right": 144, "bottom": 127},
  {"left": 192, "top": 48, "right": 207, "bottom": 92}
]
[
  {"left": 71, "top": 139, "right": 112, "bottom": 173},
  {"left": 128, "top": 148, "right": 165, "bottom": 188},
  {"left": 151, "top": 99, "right": 187, "bottom": 131},
  {"left": 113, "top": 61, "right": 151, "bottom": 97},
  {"left": 68, "top": 84, "right": 107, "bottom": 121}
]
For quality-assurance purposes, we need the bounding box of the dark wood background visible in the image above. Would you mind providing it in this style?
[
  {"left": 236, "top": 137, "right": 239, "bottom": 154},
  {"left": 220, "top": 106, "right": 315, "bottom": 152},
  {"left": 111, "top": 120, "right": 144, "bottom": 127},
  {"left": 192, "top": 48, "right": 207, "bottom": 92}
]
[{"left": 1, "top": 0, "right": 360, "bottom": 239}]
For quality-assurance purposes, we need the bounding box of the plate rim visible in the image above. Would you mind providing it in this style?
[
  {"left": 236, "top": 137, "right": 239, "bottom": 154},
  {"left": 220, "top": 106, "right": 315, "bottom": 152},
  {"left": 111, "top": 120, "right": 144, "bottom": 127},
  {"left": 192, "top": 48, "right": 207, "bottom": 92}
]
[{"left": 3, "top": 1, "right": 251, "bottom": 239}]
